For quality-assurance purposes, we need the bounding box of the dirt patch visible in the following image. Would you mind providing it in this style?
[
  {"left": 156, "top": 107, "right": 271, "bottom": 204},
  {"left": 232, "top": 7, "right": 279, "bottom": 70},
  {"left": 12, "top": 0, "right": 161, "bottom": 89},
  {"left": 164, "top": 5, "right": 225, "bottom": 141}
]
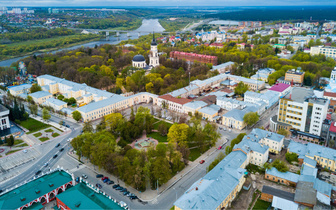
[{"left": 230, "top": 176, "right": 255, "bottom": 209}]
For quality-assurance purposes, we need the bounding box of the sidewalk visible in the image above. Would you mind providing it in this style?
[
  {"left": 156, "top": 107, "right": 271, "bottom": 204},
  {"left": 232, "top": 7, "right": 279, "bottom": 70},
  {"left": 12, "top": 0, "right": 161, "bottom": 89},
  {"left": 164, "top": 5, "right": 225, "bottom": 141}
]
[
  {"left": 67, "top": 143, "right": 218, "bottom": 201},
  {"left": 29, "top": 115, "right": 71, "bottom": 133}
]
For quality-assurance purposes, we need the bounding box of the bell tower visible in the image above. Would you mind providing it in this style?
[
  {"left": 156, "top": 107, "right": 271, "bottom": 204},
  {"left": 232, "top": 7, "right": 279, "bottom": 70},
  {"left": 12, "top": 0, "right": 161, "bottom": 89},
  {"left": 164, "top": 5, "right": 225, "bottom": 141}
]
[{"left": 149, "top": 32, "right": 159, "bottom": 67}]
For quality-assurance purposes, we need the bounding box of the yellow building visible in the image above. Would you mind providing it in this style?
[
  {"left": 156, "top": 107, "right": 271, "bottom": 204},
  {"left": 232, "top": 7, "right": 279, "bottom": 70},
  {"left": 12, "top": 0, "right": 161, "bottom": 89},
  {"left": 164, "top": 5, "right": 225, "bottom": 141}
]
[
  {"left": 198, "top": 104, "right": 221, "bottom": 122},
  {"left": 284, "top": 69, "right": 305, "bottom": 85},
  {"left": 29, "top": 91, "right": 53, "bottom": 104}
]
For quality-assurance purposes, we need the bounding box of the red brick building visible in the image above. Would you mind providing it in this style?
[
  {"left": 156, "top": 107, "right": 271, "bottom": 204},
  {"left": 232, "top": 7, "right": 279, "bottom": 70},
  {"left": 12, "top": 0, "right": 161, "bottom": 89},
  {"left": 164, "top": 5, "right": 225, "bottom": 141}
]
[{"left": 169, "top": 51, "right": 218, "bottom": 65}]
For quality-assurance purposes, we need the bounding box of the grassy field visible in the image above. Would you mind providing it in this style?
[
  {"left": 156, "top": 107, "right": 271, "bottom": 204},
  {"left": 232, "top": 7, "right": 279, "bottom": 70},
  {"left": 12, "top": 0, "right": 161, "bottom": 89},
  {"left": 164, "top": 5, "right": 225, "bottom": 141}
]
[
  {"left": 252, "top": 199, "right": 271, "bottom": 210},
  {"left": 6, "top": 149, "right": 22, "bottom": 155},
  {"left": 17, "top": 118, "right": 50, "bottom": 134},
  {"left": 52, "top": 133, "right": 60, "bottom": 138},
  {"left": 45, "top": 129, "right": 54, "bottom": 133},
  {"left": 39, "top": 137, "right": 50, "bottom": 142},
  {"left": 33, "top": 132, "right": 42, "bottom": 137},
  {"left": 13, "top": 139, "right": 24, "bottom": 145},
  {"left": 153, "top": 121, "right": 173, "bottom": 131},
  {"left": 147, "top": 132, "right": 167, "bottom": 142},
  {"left": 189, "top": 148, "right": 202, "bottom": 161},
  {"left": 17, "top": 143, "right": 28, "bottom": 147}
]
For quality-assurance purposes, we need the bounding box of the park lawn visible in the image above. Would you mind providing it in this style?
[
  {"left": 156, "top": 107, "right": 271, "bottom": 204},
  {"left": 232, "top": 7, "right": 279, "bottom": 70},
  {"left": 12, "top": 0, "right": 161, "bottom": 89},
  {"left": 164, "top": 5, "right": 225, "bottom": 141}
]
[
  {"left": 252, "top": 199, "right": 271, "bottom": 210},
  {"left": 153, "top": 121, "right": 173, "bottom": 130},
  {"left": 189, "top": 148, "right": 202, "bottom": 161},
  {"left": 39, "top": 137, "right": 50, "bottom": 142},
  {"left": 52, "top": 133, "right": 60, "bottom": 138},
  {"left": 33, "top": 132, "right": 42, "bottom": 137},
  {"left": 13, "top": 139, "right": 24, "bottom": 145},
  {"left": 17, "top": 143, "right": 28, "bottom": 147},
  {"left": 17, "top": 118, "right": 50, "bottom": 134},
  {"left": 6, "top": 149, "right": 22, "bottom": 155},
  {"left": 45, "top": 128, "right": 54, "bottom": 133},
  {"left": 147, "top": 132, "right": 167, "bottom": 142},
  {"left": 152, "top": 118, "right": 160, "bottom": 123}
]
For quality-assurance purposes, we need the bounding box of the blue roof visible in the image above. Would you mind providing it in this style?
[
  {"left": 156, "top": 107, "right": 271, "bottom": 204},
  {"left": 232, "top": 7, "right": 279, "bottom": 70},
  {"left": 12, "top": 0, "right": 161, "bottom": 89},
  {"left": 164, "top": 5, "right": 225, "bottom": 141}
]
[
  {"left": 288, "top": 141, "right": 307, "bottom": 159},
  {"left": 198, "top": 104, "right": 220, "bottom": 116},
  {"left": 30, "top": 91, "right": 52, "bottom": 99},
  {"left": 266, "top": 167, "right": 300, "bottom": 183},
  {"left": 174, "top": 151, "right": 247, "bottom": 210},
  {"left": 234, "top": 138, "right": 269, "bottom": 154},
  {"left": 8, "top": 84, "right": 32, "bottom": 92},
  {"left": 248, "top": 128, "right": 284, "bottom": 143},
  {"left": 169, "top": 84, "right": 199, "bottom": 97},
  {"left": 301, "top": 164, "right": 317, "bottom": 178},
  {"left": 183, "top": 101, "right": 207, "bottom": 110},
  {"left": 223, "top": 106, "right": 258, "bottom": 122},
  {"left": 77, "top": 95, "right": 126, "bottom": 114},
  {"left": 303, "top": 157, "right": 317, "bottom": 168},
  {"left": 212, "top": 62, "right": 235, "bottom": 70},
  {"left": 45, "top": 98, "right": 67, "bottom": 106},
  {"left": 314, "top": 179, "right": 332, "bottom": 197}
]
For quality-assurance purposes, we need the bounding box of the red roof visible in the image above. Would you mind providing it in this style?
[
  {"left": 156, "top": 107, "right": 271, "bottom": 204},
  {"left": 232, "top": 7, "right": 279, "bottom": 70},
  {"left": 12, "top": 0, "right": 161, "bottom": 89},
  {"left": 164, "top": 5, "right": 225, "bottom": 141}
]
[
  {"left": 324, "top": 91, "right": 336, "bottom": 98},
  {"left": 158, "top": 94, "right": 192, "bottom": 105},
  {"left": 269, "top": 83, "right": 291, "bottom": 92},
  {"left": 171, "top": 51, "right": 217, "bottom": 59},
  {"left": 330, "top": 121, "right": 336, "bottom": 133}
]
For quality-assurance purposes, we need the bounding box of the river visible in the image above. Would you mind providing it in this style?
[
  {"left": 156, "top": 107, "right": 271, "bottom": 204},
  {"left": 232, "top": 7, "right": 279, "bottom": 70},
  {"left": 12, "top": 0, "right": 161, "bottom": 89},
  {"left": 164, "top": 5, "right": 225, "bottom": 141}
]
[{"left": 0, "top": 19, "right": 165, "bottom": 67}]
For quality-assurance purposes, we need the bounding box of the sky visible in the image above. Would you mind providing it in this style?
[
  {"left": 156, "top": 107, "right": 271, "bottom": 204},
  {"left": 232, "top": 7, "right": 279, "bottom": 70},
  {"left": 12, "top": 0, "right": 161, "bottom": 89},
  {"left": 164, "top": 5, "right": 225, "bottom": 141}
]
[{"left": 1, "top": 0, "right": 336, "bottom": 7}]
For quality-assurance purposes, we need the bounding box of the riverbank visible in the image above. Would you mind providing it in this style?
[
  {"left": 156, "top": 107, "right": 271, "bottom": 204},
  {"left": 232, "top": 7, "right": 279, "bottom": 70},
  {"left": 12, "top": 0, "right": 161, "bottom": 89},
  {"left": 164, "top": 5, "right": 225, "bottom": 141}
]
[{"left": 0, "top": 34, "right": 102, "bottom": 62}]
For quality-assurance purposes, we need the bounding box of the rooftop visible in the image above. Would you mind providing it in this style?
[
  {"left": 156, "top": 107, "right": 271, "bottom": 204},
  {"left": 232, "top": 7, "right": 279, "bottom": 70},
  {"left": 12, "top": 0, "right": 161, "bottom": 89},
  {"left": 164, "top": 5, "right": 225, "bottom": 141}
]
[
  {"left": 212, "top": 61, "right": 235, "bottom": 70},
  {"left": 183, "top": 101, "right": 207, "bottom": 110},
  {"left": 77, "top": 94, "right": 126, "bottom": 114},
  {"left": 8, "top": 83, "right": 32, "bottom": 92},
  {"left": 56, "top": 182, "right": 124, "bottom": 210},
  {"left": 30, "top": 91, "right": 52, "bottom": 99},
  {"left": 294, "top": 181, "right": 317, "bottom": 205},
  {"left": 269, "top": 83, "right": 291, "bottom": 92},
  {"left": 266, "top": 167, "right": 300, "bottom": 183},
  {"left": 234, "top": 138, "right": 269, "bottom": 155},
  {"left": 174, "top": 150, "right": 247, "bottom": 210},
  {"left": 0, "top": 170, "right": 72, "bottom": 210},
  {"left": 158, "top": 94, "right": 192, "bottom": 105},
  {"left": 45, "top": 98, "right": 67, "bottom": 106},
  {"left": 261, "top": 186, "right": 295, "bottom": 201},
  {"left": 284, "top": 87, "right": 314, "bottom": 103},
  {"left": 223, "top": 105, "right": 259, "bottom": 122},
  {"left": 198, "top": 104, "right": 221, "bottom": 116}
]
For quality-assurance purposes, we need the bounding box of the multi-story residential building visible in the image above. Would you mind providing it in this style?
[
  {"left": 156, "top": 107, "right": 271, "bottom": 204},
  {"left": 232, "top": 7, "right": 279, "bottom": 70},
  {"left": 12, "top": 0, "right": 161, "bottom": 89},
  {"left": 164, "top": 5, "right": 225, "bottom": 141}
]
[
  {"left": 157, "top": 95, "right": 191, "bottom": 113},
  {"left": 284, "top": 69, "right": 305, "bottom": 85},
  {"left": 277, "top": 87, "right": 329, "bottom": 136},
  {"left": 233, "top": 138, "right": 269, "bottom": 166},
  {"left": 310, "top": 46, "right": 336, "bottom": 59},
  {"left": 182, "top": 101, "right": 207, "bottom": 115},
  {"left": 268, "top": 83, "right": 291, "bottom": 97},
  {"left": 8, "top": 84, "right": 32, "bottom": 96},
  {"left": 211, "top": 61, "right": 235, "bottom": 74},
  {"left": 249, "top": 128, "right": 285, "bottom": 154},
  {"left": 170, "top": 51, "right": 218, "bottom": 65},
  {"left": 43, "top": 98, "right": 67, "bottom": 111},
  {"left": 222, "top": 105, "right": 259, "bottom": 130},
  {"left": 0, "top": 105, "right": 10, "bottom": 131},
  {"left": 29, "top": 91, "right": 53, "bottom": 104},
  {"left": 197, "top": 104, "right": 221, "bottom": 122}
]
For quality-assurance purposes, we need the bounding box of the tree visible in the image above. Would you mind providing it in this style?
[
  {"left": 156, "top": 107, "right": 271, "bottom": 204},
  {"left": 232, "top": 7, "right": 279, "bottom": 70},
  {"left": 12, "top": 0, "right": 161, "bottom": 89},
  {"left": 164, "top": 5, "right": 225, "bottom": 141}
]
[
  {"left": 285, "top": 152, "right": 298, "bottom": 164},
  {"left": 234, "top": 81, "right": 249, "bottom": 96},
  {"left": 272, "top": 159, "right": 289, "bottom": 172},
  {"left": 29, "top": 104, "right": 38, "bottom": 116},
  {"left": 72, "top": 111, "right": 82, "bottom": 122},
  {"left": 243, "top": 112, "right": 259, "bottom": 126},
  {"left": 30, "top": 84, "right": 42, "bottom": 93},
  {"left": 225, "top": 145, "right": 232, "bottom": 155},
  {"left": 167, "top": 123, "right": 189, "bottom": 147},
  {"left": 67, "top": 97, "right": 76, "bottom": 105},
  {"left": 27, "top": 95, "right": 34, "bottom": 104},
  {"left": 277, "top": 128, "right": 289, "bottom": 137},
  {"left": 207, "top": 152, "right": 225, "bottom": 172},
  {"left": 83, "top": 121, "right": 94, "bottom": 133},
  {"left": 42, "top": 107, "right": 51, "bottom": 121},
  {"left": 104, "top": 113, "right": 124, "bottom": 133},
  {"left": 158, "top": 122, "right": 168, "bottom": 136},
  {"left": 7, "top": 135, "right": 14, "bottom": 146}
]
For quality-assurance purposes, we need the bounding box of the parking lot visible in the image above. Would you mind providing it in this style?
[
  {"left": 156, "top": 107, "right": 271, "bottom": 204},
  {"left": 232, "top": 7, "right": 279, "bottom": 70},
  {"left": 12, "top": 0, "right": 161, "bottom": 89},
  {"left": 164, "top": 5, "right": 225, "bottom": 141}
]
[{"left": 0, "top": 148, "right": 40, "bottom": 171}]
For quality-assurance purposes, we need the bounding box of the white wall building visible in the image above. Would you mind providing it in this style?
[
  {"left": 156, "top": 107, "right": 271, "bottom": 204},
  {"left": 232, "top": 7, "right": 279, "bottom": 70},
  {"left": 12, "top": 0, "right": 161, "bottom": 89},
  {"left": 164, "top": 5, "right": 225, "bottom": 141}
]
[
  {"left": 0, "top": 105, "right": 10, "bottom": 131},
  {"left": 310, "top": 46, "right": 336, "bottom": 59}
]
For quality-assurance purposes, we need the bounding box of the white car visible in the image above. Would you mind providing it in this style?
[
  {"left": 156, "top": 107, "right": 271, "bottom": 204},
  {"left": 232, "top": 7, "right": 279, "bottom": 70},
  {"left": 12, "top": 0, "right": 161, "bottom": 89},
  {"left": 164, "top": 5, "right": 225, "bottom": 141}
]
[{"left": 67, "top": 138, "right": 73, "bottom": 142}]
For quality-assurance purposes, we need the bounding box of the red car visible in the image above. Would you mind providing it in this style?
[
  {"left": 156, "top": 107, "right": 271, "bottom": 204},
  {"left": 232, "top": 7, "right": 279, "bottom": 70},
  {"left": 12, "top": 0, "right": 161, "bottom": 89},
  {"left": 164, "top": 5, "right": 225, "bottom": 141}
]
[
  {"left": 101, "top": 177, "right": 108, "bottom": 181},
  {"left": 218, "top": 146, "right": 222, "bottom": 150},
  {"left": 199, "top": 160, "right": 205, "bottom": 164}
]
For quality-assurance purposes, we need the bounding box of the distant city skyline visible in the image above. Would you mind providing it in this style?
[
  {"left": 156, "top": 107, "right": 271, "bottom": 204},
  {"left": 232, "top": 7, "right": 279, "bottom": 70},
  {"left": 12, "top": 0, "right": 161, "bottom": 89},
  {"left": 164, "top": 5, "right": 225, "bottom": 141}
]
[{"left": 0, "top": 0, "right": 336, "bottom": 7}]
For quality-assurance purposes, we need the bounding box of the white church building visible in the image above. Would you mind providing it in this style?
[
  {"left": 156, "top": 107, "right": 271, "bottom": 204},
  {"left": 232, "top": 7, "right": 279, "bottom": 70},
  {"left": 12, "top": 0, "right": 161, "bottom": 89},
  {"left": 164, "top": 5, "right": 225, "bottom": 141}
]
[{"left": 132, "top": 33, "right": 160, "bottom": 70}]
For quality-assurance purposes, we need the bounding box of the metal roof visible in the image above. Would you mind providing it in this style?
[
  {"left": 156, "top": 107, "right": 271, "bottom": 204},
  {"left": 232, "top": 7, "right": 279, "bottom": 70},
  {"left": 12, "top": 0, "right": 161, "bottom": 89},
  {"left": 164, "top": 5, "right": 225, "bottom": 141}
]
[
  {"left": 30, "top": 91, "right": 52, "bottom": 99},
  {"left": 45, "top": 98, "right": 67, "bottom": 106},
  {"left": 272, "top": 196, "right": 298, "bottom": 210},
  {"left": 183, "top": 101, "right": 207, "bottom": 110},
  {"left": 266, "top": 167, "right": 300, "bottom": 183},
  {"left": 8, "top": 84, "right": 32, "bottom": 92},
  {"left": 261, "top": 185, "right": 295, "bottom": 201}
]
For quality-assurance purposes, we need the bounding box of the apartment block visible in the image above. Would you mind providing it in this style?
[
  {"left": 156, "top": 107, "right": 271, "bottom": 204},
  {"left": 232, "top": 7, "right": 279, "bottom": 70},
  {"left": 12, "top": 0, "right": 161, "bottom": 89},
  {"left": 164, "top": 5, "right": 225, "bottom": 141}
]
[
  {"left": 278, "top": 87, "right": 329, "bottom": 136},
  {"left": 310, "top": 46, "right": 336, "bottom": 59},
  {"left": 284, "top": 69, "right": 305, "bottom": 85}
]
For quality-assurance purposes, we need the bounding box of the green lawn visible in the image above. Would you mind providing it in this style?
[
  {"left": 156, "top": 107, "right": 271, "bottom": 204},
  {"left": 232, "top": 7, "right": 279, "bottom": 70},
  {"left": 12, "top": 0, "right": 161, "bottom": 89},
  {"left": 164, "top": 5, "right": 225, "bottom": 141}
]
[
  {"left": 17, "top": 118, "right": 50, "bottom": 133},
  {"left": 33, "top": 132, "right": 42, "bottom": 137},
  {"left": 39, "top": 137, "right": 50, "bottom": 142},
  {"left": 6, "top": 149, "right": 22, "bottom": 155},
  {"left": 253, "top": 199, "right": 271, "bottom": 210},
  {"left": 147, "top": 132, "right": 167, "bottom": 142},
  {"left": 189, "top": 148, "right": 202, "bottom": 161},
  {"left": 17, "top": 143, "right": 28, "bottom": 147},
  {"left": 13, "top": 139, "right": 24, "bottom": 145},
  {"left": 45, "top": 128, "right": 54, "bottom": 133},
  {"left": 52, "top": 133, "right": 60, "bottom": 138},
  {"left": 153, "top": 121, "right": 173, "bottom": 131}
]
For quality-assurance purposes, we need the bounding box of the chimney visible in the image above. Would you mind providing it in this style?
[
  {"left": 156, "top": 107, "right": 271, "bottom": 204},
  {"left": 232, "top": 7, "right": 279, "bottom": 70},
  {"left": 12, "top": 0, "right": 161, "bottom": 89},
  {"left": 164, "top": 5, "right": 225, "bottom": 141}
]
[{"left": 195, "top": 187, "right": 198, "bottom": 191}]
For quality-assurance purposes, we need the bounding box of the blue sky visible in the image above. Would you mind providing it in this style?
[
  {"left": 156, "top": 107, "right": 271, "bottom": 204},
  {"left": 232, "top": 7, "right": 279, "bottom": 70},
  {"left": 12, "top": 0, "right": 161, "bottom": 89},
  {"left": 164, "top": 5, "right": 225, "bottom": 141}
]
[{"left": 1, "top": 0, "right": 336, "bottom": 6}]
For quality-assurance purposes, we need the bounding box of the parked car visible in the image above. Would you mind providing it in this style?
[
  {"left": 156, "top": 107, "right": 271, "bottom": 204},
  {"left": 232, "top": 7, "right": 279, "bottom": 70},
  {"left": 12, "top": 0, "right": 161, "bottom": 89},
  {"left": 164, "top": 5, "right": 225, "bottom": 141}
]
[
  {"left": 113, "top": 184, "right": 120, "bottom": 189},
  {"left": 75, "top": 177, "right": 80, "bottom": 182},
  {"left": 103, "top": 178, "right": 109, "bottom": 183},
  {"left": 82, "top": 174, "right": 88, "bottom": 179},
  {"left": 101, "top": 177, "right": 108, "bottom": 181},
  {"left": 55, "top": 143, "right": 60, "bottom": 148},
  {"left": 65, "top": 125, "right": 70, "bottom": 128},
  {"left": 96, "top": 174, "right": 104, "bottom": 178},
  {"left": 130, "top": 195, "right": 138, "bottom": 200},
  {"left": 121, "top": 188, "right": 127, "bottom": 192},
  {"left": 35, "top": 170, "right": 41, "bottom": 176},
  {"left": 107, "top": 180, "right": 114, "bottom": 185},
  {"left": 218, "top": 146, "right": 222, "bottom": 150},
  {"left": 199, "top": 160, "right": 205, "bottom": 164},
  {"left": 53, "top": 154, "right": 58, "bottom": 159},
  {"left": 127, "top": 193, "right": 135, "bottom": 197},
  {"left": 96, "top": 183, "right": 102, "bottom": 189},
  {"left": 67, "top": 138, "right": 73, "bottom": 142},
  {"left": 116, "top": 187, "right": 124, "bottom": 191},
  {"left": 59, "top": 148, "right": 64, "bottom": 152},
  {"left": 44, "top": 163, "right": 48, "bottom": 167}
]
